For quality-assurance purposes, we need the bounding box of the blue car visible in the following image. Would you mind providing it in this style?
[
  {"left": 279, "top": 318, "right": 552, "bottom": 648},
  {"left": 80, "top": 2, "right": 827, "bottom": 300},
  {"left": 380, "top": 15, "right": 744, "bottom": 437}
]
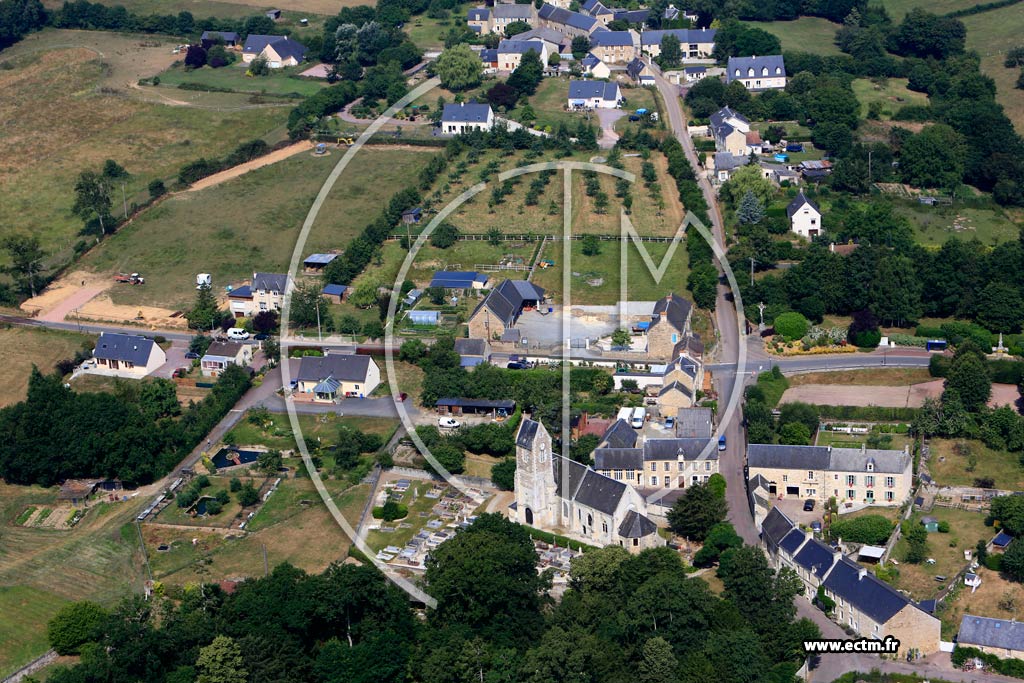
[{"left": 718, "top": 435, "right": 726, "bottom": 451}]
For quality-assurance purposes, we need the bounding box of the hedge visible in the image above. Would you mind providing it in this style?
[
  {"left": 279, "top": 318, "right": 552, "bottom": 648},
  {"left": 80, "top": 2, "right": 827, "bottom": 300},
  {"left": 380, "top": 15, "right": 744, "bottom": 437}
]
[
  {"left": 524, "top": 525, "right": 594, "bottom": 552},
  {"left": 812, "top": 405, "right": 921, "bottom": 421},
  {"left": 952, "top": 646, "right": 1024, "bottom": 678},
  {"left": 945, "top": 0, "right": 1022, "bottom": 17}
]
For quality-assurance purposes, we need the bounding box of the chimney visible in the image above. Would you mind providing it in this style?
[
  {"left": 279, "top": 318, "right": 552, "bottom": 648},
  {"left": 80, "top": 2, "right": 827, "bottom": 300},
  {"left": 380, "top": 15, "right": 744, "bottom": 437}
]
[
  {"left": 827, "top": 444, "right": 832, "bottom": 453},
  {"left": 830, "top": 242, "right": 836, "bottom": 253},
  {"left": 858, "top": 566, "right": 867, "bottom": 580},
  {"left": 861, "top": 443, "right": 866, "bottom": 454}
]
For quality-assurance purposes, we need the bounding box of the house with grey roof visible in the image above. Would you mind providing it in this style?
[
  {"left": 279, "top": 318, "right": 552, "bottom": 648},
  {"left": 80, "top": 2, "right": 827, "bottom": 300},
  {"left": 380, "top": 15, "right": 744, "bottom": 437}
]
[
  {"left": 645, "top": 293, "right": 693, "bottom": 361},
  {"left": 787, "top": 191, "right": 822, "bottom": 239},
  {"left": 588, "top": 30, "right": 636, "bottom": 63},
  {"left": 468, "top": 279, "right": 545, "bottom": 342},
  {"left": 497, "top": 39, "right": 549, "bottom": 70},
  {"left": 601, "top": 418, "right": 639, "bottom": 449},
  {"left": 747, "top": 443, "right": 914, "bottom": 509},
  {"left": 513, "top": 26, "right": 567, "bottom": 52},
  {"left": 88, "top": 332, "right": 166, "bottom": 379},
  {"left": 592, "top": 435, "right": 718, "bottom": 490},
  {"left": 640, "top": 28, "right": 716, "bottom": 58},
  {"left": 440, "top": 102, "right": 494, "bottom": 134},
  {"left": 513, "top": 418, "right": 662, "bottom": 552},
  {"left": 762, "top": 508, "right": 941, "bottom": 654},
  {"left": 580, "top": 53, "right": 611, "bottom": 78},
  {"left": 713, "top": 152, "right": 750, "bottom": 182},
  {"left": 675, "top": 407, "right": 713, "bottom": 438},
  {"left": 228, "top": 272, "right": 293, "bottom": 317},
  {"left": 490, "top": 2, "right": 537, "bottom": 33},
  {"left": 200, "top": 341, "right": 253, "bottom": 377},
  {"left": 709, "top": 106, "right": 751, "bottom": 157},
  {"left": 580, "top": 0, "right": 614, "bottom": 23},
  {"left": 242, "top": 35, "right": 308, "bottom": 68},
  {"left": 201, "top": 30, "right": 239, "bottom": 46},
  {"left": 959, "top": 615, "right": 1024, "bottom": 659},
  {"left": 613, "top": 9, "right": 649, "bottom": 24},
  {"left": 294, "top": 353, "right": 380, "bottom": 401},
  {"left": 726, "top": 54, "right": 786, "bottom": 90},
  {"left": 454, "top": 338, "right": 490, "bottom": 367},
  {"left": 626, "top": 56, "right": 649, "bottom": 82},
  {"left": 538, "top": 3, "right": 598, "bottom": 38},
  {"left": 467, "top": 7, "right": 490, "bottom": 32},
  {"left": 567, "top": 79, "right": 622, "bottom": 108},
  {"left": 683, "top": 65, "right": 707, "bottom": 82}
]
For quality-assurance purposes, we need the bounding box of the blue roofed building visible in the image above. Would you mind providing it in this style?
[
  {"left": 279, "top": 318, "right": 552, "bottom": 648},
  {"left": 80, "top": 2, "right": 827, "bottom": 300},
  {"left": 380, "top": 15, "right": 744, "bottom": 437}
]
[
  {"left": 430, "top": 270, "right": 490, "bottom": 291},
  {"left": 580, "top": 53, "right": 611, "bottom": 78},
  {"left": 959, "top": 614, "right": 1024, "bottom": 659},
  {"left": 589, "top": 30, "right": 636, "bottom": 63},
  {"left": 467, "top": 7, "right": 490, "bottom": 32},
  {"left": 567, "top": 79, "right": 622, "bottom": 109},
  {"left": 295, "top": 353, "right": 380, "bottom": 401},
  {"left": 538, "top": 3, "right": 598, "bottom": 38},
  {"left": 242, "top": 35, "right": 308, "bottom": 68},
  {"left": 467, "top": 278, "right": 545, "bottom": 341},
  {"left": 497, "top": 39, "right": 549, "bottom": 70},
  {"left": 441, "top": 102, "right": 494, "bottom": 135},
  {"left": 322, "top": 284, "right": 348, "bottom": 303},
  {"left": 640, "top": 28, "right": 716, "bottom": 58},
  {"left": 303, "top": 252, "right": 339, "bottom": 273},
  {"left": 88, "top": 332, "right": 166, "bottom": 379},
  {"left": 726, "top": 54, "right": 786, "bottom": 90},
  {"left": 201, "top": 30, "right": 239, "bottom": 46}
]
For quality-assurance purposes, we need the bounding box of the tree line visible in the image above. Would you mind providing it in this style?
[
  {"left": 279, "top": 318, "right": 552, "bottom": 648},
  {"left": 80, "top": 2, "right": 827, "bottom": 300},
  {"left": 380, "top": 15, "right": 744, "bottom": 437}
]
[
  {"left": 0, "top": 364, "right": 251, "bottom": 487},
  {"left": 42, "top": 513, "right": 819, "bottom": 683}
]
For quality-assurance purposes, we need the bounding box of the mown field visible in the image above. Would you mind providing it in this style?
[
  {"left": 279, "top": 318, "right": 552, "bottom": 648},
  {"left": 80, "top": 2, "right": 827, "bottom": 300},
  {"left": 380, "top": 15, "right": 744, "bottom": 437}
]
[
  {"left": 962, "top": 3, "right": 1024, "bottom": 133},
  {"left": 157, "top": 61, "right": 328, "bottom": 97},
  {"left": 0, "top": 29, "right": 292, "bottom": 263},
  {"left": 876, "top": 0, "right": 992, "bottom": 17},
  {"left": 895, "top": 202, "right": 1021, "bottom": 247},
  {"left": 0, "top": 484, "right": 145, "bottom": 678},
  {"left": 851, "top": 78, "right": 929, "bottom": 120},
  {"left": 80, "top": 147, "right": 435, "bottom": 310},
  {"left": 0, "top": 327, "right": 96, "bottom": 407},
  {"left": 751, "top": 17, "right": 842, "bottom": 55}
]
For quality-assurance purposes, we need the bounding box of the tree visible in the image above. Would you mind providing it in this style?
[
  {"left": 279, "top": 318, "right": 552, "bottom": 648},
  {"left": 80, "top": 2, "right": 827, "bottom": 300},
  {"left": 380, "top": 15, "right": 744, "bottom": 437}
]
[
  {"left": 902, "top": 520, "right": 929, "bottom": 563},
  {"left": 692, "top": 521, "right": 742, "bottom": 566},
  {"left": 547, "top": 52, "right": 560, "bottom": 67},
  {"left": 778, "top": 422, "right": 811, "bottom": 445},
  {"left": 773, "top": 311, "right": 809, "bottom": 341},
  {"left": 976, "top": 281, "right": 1024, "bottom": 333},
  {"left": 944, "top": 351, "right": 991, "bottom": 412},
  {"left": 1002, "top": 540, "right": 1024, "bottom": 582},
  {"left": 638, "top": 637, "right": 677, "bottom": 683},
  {"left": 1, "top": 234, "right": 45, "bottom": 297},
  {"left": 184, "top": 44, "right": 207, "bottom": 69},
  {"left": 889, "top": 9, "right": 966, "bottom": 59},
  {"left": 148, "top": 179, "right": 167, "bottom": 199},
  {"left": 688, "top": 262, "right": 718, "bottom": 310},
  {"left": 256, "top": 450, "right": 282, "bottom": 474},
  {"left": 571, "top": 35, "right": 590, "bottom": 59},
  {"left": 491, "top": 457, "right": 515, "bottom": 490},
  {"left": 290, "top": 281, "right": 332, "bottom": 328},
  {"left": 720, "top": 165, "right": 773, "bottom": 207},
  {"left": 667, "top": 482, "right": 727, "bottom": 541},
  {"left": 434, "top": 44, "right": 482, "bottom": 91},
  {"left": 870, "top": 255, "right": 922, "bottom": 327},
  {"left": 658, "top": 34, "right": 682, "bottom": 67},
  {"left": 238, "top": 482, "right": 260, "bottom": 507},
  {"left": 736, "top": 190, "right": 764, "bottom": 225},
  {"left": 830, "top": 514, "right": 893, "bottom": 545},
  {"left": 186, "top": 284, "right": 221, "bottom": 331},
  {"left": 507, "top": 49, "right": 543, "bottom": 97},
  {"left": 900, "top": 124, "right": 966, "bottom": 191},
  {"left": 72, "top": 170, "right": 112, "bottom": 234},
  {"left": 252, "top": 310, "right": 279, "bottom": 334},
  {"left": 611, "top": 327, "right": 631, "bottom": 347},
  {"left": 430, "top": 222, "right": 460, "bottom": 248},
  {"left": 196, "top": 635, "right": 247, "bottom": 683},
  {"left": 581, "top": 234, "right": 601, "bottom": 256},
  {"left": 486, "top": 82, "right": 518, "bottom": 110},
  {"left": 48, "top": 602, "right": 109, "bottom": 655},
  {"left": 248, "top": 54, "right": 269, "bottom": 76},
  {"left": 707, "top": 472, "right": 726, "bottom": 498},
  {"left": 847, "top": 308, "right": 881, "bottom": 348},
  {"left": 504, "top": 20, "right": 530, "bottom": 37}
]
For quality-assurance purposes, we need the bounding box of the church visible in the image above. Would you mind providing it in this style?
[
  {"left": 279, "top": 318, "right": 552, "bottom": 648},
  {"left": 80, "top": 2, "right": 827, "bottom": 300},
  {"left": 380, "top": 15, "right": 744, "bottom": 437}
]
[{"left": 510, "top": 418, "right": 663, "bottom": 552}]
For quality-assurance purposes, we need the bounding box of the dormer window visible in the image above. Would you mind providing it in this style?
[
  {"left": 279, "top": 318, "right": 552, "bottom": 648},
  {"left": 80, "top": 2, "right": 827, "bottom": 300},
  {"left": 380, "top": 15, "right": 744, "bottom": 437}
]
[
  {"left": 747, "top": 68, "right": 754, "bottom": 77},
  {"left": 761, "top": 67, "right": 768, "bottom": 76},
  {"left": 775, "top": 67, "right": 781, "bottom": 74},
  {"left": 866, "top": 462, "right": 874, "bottom": 472}
]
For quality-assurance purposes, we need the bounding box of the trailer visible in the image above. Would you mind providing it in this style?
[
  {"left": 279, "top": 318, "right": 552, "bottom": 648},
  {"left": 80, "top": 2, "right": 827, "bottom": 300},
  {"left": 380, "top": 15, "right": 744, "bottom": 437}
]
[{"left": 114, "top": 272, "right": 145, "bottom": 285}]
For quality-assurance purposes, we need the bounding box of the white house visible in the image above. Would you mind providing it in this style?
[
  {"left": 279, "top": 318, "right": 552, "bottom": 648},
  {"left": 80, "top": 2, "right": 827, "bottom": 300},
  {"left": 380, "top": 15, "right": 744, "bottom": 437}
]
[
  {"left": 88, "top": 332, "right": 166, "bottom": 379},
  {"left": 567, "top": 79, "right": 621, "bottom": 109},
  {"left": 200, "top": 341, "right": 253, "bottom": 377},
  {"left": 580, "top": 53, "right": 612, "bottom": 78},
  {"left": 787, "top": 191, "right": 822, "bottom": 239},
  {"left": 726, "top": 55, "right": 786, "bottom": 90},
  {"left": 640, "top": 28, "right": 716, "bottom": 58},
  {"left": 496, "top": 38, "right": 549, "bottom": 70},
  {"left": 242, "top": 35, "right": 308, "bottom": 68},
  {"left": 440, "top": 102, "right": 494, "bottom": 135},
  {"left": 683, "top": 66, "right": 707, "bottom": 82},
  {"left": 489, "top": 3, "right": 537, "bottom": 33},
  {"left": 228, "top": 273, "right": 293, "bottom": 318},
  {"left": 294, "top": 353, "right": 381, "bottom": 401}
]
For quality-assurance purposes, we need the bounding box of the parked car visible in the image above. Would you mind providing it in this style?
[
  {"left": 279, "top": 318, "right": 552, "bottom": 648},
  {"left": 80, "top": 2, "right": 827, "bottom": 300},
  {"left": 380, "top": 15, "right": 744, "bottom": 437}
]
[
  {"left": 811, "top": 521, "right": 822, "bottom": 533},
  {"left": 803, "top": 499, "right": 816, "bottom": 512},
  {"left": 438, "top": 417, "right": 461, "bottom": 429},
  {"left": 664, "top": 416, "right": 675, "bottom": 429},
  {"left": 185, "top": 351, "right": 199, "bottom": 359},
  {"left": 226, "top": 328, "right": 250, "bottom": 341},
  {"left": 718, "top": 435, "right": 726, "bottom": 451},
  {"left": 395, "top": 392, "right": 408, "bottom": 402},
  {"left": 254, "top": 333, "right": 270, "bottom": 341},
  {"left": 506, "top": 361, "right": 528, "bottom": 370}
]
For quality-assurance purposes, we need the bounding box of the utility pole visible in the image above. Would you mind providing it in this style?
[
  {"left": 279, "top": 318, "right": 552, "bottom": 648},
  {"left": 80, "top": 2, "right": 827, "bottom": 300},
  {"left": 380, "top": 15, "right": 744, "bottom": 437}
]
[
  {"left": 121, "top": 182, "right": 128, "bottom": 220},
  {"left": 749, "top": 257, "right": 756, "bottom": 286},
  {"left": 316, "top": 297, "right": 322, "bottom": 342}
]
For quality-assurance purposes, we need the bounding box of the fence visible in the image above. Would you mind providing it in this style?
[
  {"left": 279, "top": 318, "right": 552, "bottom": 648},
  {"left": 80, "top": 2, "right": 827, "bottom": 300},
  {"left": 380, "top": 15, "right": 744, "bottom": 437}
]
[{"left": 387, "top": 233, "right": 683, "bottom": 243}]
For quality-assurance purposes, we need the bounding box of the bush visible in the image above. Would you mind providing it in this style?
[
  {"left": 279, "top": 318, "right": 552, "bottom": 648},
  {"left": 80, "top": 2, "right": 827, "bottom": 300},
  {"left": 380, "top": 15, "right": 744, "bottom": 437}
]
[
  {"left": 238, "top": 482, "right": 259, "bottom": 507},
  {"left": 204, "top": 498, "right": 222, "bottom": 515},
  {"left": 48, "top": 602, "right": 109, "bottom": 655},
  {"left": 773, "top": 311, "right": 809, "bottom": 341},
  {"left": 148, "top": 179, "right": 167, "bottom": 199},
  {"left": 985, "top": 553, "right": 1003, "bottom": 571},
  {"left": 491, "top": 458, "right": 516, "bottom": 490},
  {"left": 373, "top": 500, "right": 408, "bottom": 521},
  {"left": 830, "top": 515, "right": 894, "bottom": 545},
  {"left": 938, "top": 520, "right": 950, "bottom": 533}
]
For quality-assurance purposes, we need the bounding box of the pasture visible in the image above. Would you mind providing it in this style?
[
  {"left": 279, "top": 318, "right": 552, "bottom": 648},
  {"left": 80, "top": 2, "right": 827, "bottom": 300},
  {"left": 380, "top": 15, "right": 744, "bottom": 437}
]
[
  {"left": 962, "top": 3, "right": 1024, "bottom": 133},
  {"left": 0, "top": 29, "right": 291, "bottom": 263},
  {"left": 851, "top": 78, "right": 929, "bottom": 120},
  {"left": 156, "top": 61, "right": 328, "bottom": 97},
  {"left": 0, "top": 327, "right": 95, "bottom": 407},
  {"left": 876, "top": 0, "right": 992, "bottom": 17},
  {"left": 80, "top": 147, "right": 435, "bottom": 310},
  {"left": 752, "top": 17, "right": 842, "bottom": 56},
  {"left": 42, "top": 0, "right": 363, "bottom": 17},
  {"left": 896, "top": 202, "right": 1020, "bottom": 247}
]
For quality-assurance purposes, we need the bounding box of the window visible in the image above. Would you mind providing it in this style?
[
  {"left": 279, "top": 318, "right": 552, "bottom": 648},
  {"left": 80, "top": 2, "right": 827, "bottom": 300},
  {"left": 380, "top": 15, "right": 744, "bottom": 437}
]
[
  {"left": 678, "top": 462, "right": 684, "bottom": 471},
  {"left": 885, "top": 491, "right": 894, "bottom": 501},
  {"left": 587, "top": 513, "right": 593, "bottom": 526},
  {"left": 747, "top": 68, "right": 754, "bottom": 77},
  {"left": 783, "top": 474, "right": 788, "bottom": 482},
  {"left": 806, "top": 489, "right": 816, "bottom": 497},
  {"left": 650, "top": 476, "right": 658, "bottom": 486},
  {"left": 808, "top": 471, "right": 814, "bottom": 480},
  {"left": 650, "top": 463, "right": 656, "bottom": 472},
  {"left": 259, "top": 302, "right": 267, "bottom": 311},
  {"left": 614, "top": 469, "right": 622, "bottom": 480},
  {"left": 627, "top": 470, "right": 635, "bottom": 481},
  {"left": 885, "top": 476, "right": 895, "bottom": 488},
  {"left": 602, "top": 521, "right": 608, "bottom": 533},
  {"left": 865, "top": 476, "right": 874, "bottom": 487},
  {"left": 354, "top": 385, "right": 360, "bottom": 391},
  {"left": 866, "top": 490, "right": 874, "bottom": 501},
  {"left": 846, "top": 475, "right": 856, "bottom": 486},
  {"left": 705, "top": 461, "right": 711, "bottom": 471},
  {"left": 866, "top": 462, "right": 874, "bottom": 472},
  {"left": 664, "top": 462, "right": 670, "bottom": 472},
  {"left": 761, "top": 67, "right": 768, "bottom": 76},
  {"left": 846, "top": 489, "right": 855, "bottom": 499}
]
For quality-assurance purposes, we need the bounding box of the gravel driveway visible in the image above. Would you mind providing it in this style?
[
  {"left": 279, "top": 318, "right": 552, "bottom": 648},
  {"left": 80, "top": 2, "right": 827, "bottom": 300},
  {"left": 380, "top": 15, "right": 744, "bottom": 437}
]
[{"left": 594, "top": 108, "right": 626, "bottom": 149}]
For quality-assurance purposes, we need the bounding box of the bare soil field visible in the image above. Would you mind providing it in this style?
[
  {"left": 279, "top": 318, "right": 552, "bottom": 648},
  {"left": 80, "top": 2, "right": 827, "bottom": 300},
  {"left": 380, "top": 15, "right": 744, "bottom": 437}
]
[
  {"left": 787, "top": 368, "right": 933, "bottom": 387},
  {"left": 781, "top": 381, "right": 1018, "bottom": 408}
]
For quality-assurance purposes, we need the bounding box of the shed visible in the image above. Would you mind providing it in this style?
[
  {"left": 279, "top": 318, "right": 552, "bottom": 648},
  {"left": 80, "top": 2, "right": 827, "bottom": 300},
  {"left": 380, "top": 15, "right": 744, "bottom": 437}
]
[
  {"left": 436, "top": 397, "right": 515, "bottom": 416},
  {"left": 992, "top": 531, "right": 1013, "bottom": 551},
  {"left": 59, "top": 479, "right": 102, "bottom": 506},
  {"left": 404, "top": 288, "right": 423, "bottom": 307},
  {"left": 322, "top": 284, "right": 348, "bottom": 304},
  {"left": 922, "top": 516, "right": 939, "bottom": 532},
  {"left": 304, "top": 253, "right": 339, "bottom": 273},
  {"left": 402, "top": 207, "right": 422, "bottom": 224},
  {"left": 266, "top": 9, "right": 281, "bottom": 19},
  {"left": 857, "top": 545, "right": 886, "bottom": 563},
  {"left": 408, "top": 310, "right": 439, "bottom": 326}
]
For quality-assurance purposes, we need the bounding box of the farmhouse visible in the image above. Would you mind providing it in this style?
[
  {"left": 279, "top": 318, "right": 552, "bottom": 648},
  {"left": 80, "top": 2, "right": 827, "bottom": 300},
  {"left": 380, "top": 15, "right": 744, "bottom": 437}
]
[
  {"left": 709, "top": 106, "right": 750, "bottom": 157},
  {"left": 593, "top": 436, "right": 719, "bottom": 489},
  {"left": 467, "top": 7, "right": 490, "bottom": 32},
  {"left": 228, "top": 272, "right": 292, "bottom": 317},
  {"left": 646, "top": 293, "right": 693, "bottom": 361},
  {"left": 538, "top": 3, "right": 598, "bottom": 38},
  {"left": 627, "top": 57, "right": 650, "bottom": 82},
  {"left": 514, "top": 27, "right": 568, "bottom": 53},
  {"left": 242, "top": 35, "right": 308, "bottom": 68},
  {"left": 747, "top": 443, "right": 914, "bottom": 507},
  {"left": 512, "top": 418, "right": 663, "bottom": 552},
  {"left": 683, "top": 65, "right": 707, "bottom": 82},
  {"left": 713, "top": 152, "right": 750, "bottom": 182},
  {"left": 580, "top": 54, "right": 612, "bottom": 78},
  {"left": 497, "top": 39, "right": 549, "bottom": 70},
  {"left": 762, "top": 507, "right": 941, "bottom": 654},
  {"left": 726, "top": 54, "right": 786, "bottom": 90},
  {"left": 200, "top": 341, "right": 252, "bottom": 377},
  {"left": 430, "top": 270, "right": 490, "bottom": 290},
  {"left": 580, "top": 0, "right": 614, "bottom": 24},
  {"left": 441, "top": 102, "right": 494, "bottom": 134},
  {"left": 468, "top": 279, "right": 545, "bottom": 341},
  {"left": 640, "top": 28, "right": 716, "bottom": 58},
  {"left": 588, "top": 30, "right": 636, "bottom": 63},
  {"left": 567, "top": 80, "right": 621, "bottom": 109},
  {"left": 479, "top": 48, "right": 498, "bottom": 72},
  {"left": 657, "top": 354, "right": 703, "bottom": 415},
  {"left": 490, "top": 3, "right": 537, "bottom": 33},
  {"left": 89, "top": 332, "right": 165, "bottom": 379},
  {"left": 787, "top": 191, "right": 822, "bottom": 239},
  {"left": 958, "top": 615, "right": 1024, "bottom": 659},
  {"left": 294, "top": 353, "right": 380, "bottom": 401}
]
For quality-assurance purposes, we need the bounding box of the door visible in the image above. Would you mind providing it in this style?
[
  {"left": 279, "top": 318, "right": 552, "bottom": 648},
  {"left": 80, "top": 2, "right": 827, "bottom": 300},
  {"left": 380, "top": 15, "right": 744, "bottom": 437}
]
[{"left": 524, "top": 508, "right": 533, "bottom": 525}]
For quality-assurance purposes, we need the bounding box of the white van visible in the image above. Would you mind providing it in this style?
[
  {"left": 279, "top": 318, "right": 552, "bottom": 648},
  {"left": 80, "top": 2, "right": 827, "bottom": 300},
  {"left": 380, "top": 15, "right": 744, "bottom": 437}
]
[
  {"left": 630, "top": 407, "right": 646, "bottom": 429},
  {"left": 226, "top": 328, "right": 250, "bottom": 341},
  {"left": 616, "top": 407, "right": 633, "bottom": 423}
]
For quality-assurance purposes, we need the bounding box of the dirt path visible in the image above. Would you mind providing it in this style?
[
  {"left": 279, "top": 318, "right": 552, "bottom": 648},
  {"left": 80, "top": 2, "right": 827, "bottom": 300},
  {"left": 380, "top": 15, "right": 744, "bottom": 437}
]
[
  {"left": 30, "top": 281, "right": 105, "bottom": 323},
  {"left": 185, "top": 141, "right": 315, "bottom": 192},
  {"left": 485, "top": 490, "right": 514, "bottom": 514}
]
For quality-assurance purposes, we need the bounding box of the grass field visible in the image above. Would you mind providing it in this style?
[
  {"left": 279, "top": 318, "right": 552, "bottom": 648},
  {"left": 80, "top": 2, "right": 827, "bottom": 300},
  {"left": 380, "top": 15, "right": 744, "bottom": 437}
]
[
  {"left": 752, "top": 17, "right": 842, "bottom": 56},
  {"left": 80, "top": 147, "right": 435, "bottom": 310},
  {"left": 0, "top": 483, "right": 145, "bottom": 677},
  {"left": 851, "top": 78, "right": 929, "bottom": 120},
  {"left": 155, "top": 475, "right": 252, "bottom": 527},
  {"left": 815, "top": 428, "right": 913, "bottom": 452},
  {"left": 404, "top": 5, "right": 473, "bottom": 49},
  {"left": 224, "top": 411, "right": 398, "bottom": 451},
  {"left": 0, "top": 327, "right": 96, "bottom": 407},
  {"left": 927, "top": 438, "right": 1024, "bottom": 490},
  {"left": 157, "top": 61, "right": 328, "bottom": 97},
  {"left": 962, "top": 3, "right": 1024, "bottom": 133},
  {"left": 0, "top": 29, "right": 292, "bottom": 263},
  {"left": 876, "top": 0, "right": 992, "bottom": 17},
  {"left": 788, "top": 368, "right": 933, "bottom": 387},
  {"left": 896, "top": 202, "right": 1021, "bottom": 247},
  {"left": 365, "top": 479, "right": 444, "bottom": 550},
  {"left": 42, "top": 0, "right": 366, "bottom": 16},
  {"left": 891, "top": 508, "right": 991, "bottom": 599},
  {"left": 509, "top": 77, "right": 583, "bottom": 131},
  {"left": 940, "top": 567, "right": 1024, "bottom": 639}
]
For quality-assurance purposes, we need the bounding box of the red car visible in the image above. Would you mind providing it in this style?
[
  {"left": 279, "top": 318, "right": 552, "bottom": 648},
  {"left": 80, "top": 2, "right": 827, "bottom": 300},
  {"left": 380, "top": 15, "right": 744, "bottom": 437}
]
[{"left": 395, "top": 392, "right": 408, "bottom": 402}]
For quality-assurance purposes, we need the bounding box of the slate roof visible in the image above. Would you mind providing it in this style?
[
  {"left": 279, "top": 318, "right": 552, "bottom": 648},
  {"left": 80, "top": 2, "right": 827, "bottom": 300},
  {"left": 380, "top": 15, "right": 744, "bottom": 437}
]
[
  {"left": 243, "top": 34, "right": 278, "bottom": 54},
  {"left": 793, "top": 537, "right": 840, "bottom": 579},
  {"left": 454, "top": 338, "right": 487, "bottom": 357},
  {"left": 581, "top": 0, "right": 611, "bottom": 15},
  {"left": 574, "top": 467, "right": 629, "bottom": 515},
  {"left": 568, "top": 80, "right": 620, "bottom": 101},
  {"left": 627, "top": 57, "right": 646, "bottom": 80},
  {"left": 644, "top": 438, "right": 714, "bottom": 461},
  {"left": 515, "top": 27, "right": 566, "bottom": 44},
  {"left": 726, "top": 55, "right": 786, "bottom": 83},
  {"left": 665, "top": 356, "right": 698, "bottom": 379},
  {"left": 709, "top": 106, "right": 749, "bottom": 140},
  {"left": 323, "top": 284, "right": 347, "bottom": 296},
  {"left": 640, "top": 28, "right": 716, "bottom": 46},
  {"left": 471, "top": 279, "right": 545, "bottom": 326},
  {"left": 479, "top": 48, "right": 498, "bottom": 63},
  {"left": 265, "top": 36, "right": 307, "bottom": 61},
  {"left": 658, "top": 381, "right": 693, "bottom": 399},
  {"left": 613, "top": 9, "right": 648, "bottom": 23},
  {"left": 618, "top": 509, "right": 658, "bottom": 538},
  {"left": 304, "top": 253, "right": 338, "bottom": 266},
  {"left": 498, "top": 39, "right": 546, "bottom": 55},
  {"left": 593, "top": 447, "right": 643, "bottom": 470},
  {"left": 674, "top": 407, "right": 713, "bottom": 437},
  {"left": 493, "top": 3, "right": 535, "bottom": 18},
  {"left": 516, "top": 419, "right": 541, "bottom": 449},
  {"left": 202, "top": 30, "right": 239, "bottom": 42},
  {"left": 959, "top": 615, "right": 1024, "bottom": 651},
  {"left": 829, "top": 447, "right": 911, "bottom": 474},
  {"left": 538, "top": 3, "right": 597, "bottom": 31},
  {"left": 590, "top": 30, "right": 633, "bottom": 47},
  {"left": 295, "top": 354, "right": 373, "bottom": 382},
  {"left": 203, "top": 341, "right": 244, "bottom": 361},
  {"left": 761, "top": 506, "right": 795, "bottom": 547},
  {"left": 442, "top": 102, "right": 493, "bottom": 123},
  {"left": 714, "top": 152, "right": 750, "bottom": 173},
  {"left": 650, "top": 293, "right": 691, "bottom": 333},
  {"left": 581, "top": 53, "right": 601, "bottom": 69},
  {"left": 779, "top": 527, "right": 809, "bottom": 555},
  {"left": 684, "top": 65, "right": 707, "bottom": 75},
  {"left": 93, "top": 332, "right": 156, "bottom": 365},
  {"left": 787, "top": 191, "right": 820, "bottom": 219},
  {"left": 602, "top": 419, "right": 638, "bottom": 448},
  {"left": 748, "top": 444, "right": 831, "bottom": 470},
  {"left": 228, "top": 285, "right": 252, "bottom": 299},
  {"left": 823, "top": 556, "right": 913, "bottom": 623},
  {"left": 253, "top": 272, "right": 289, "bottom": 293},
  {"left": 431, "top": 270, "right": 488, "bottom": 289},
  {"left": 467, "top": 7, "right": 489, "bottom": 21}
]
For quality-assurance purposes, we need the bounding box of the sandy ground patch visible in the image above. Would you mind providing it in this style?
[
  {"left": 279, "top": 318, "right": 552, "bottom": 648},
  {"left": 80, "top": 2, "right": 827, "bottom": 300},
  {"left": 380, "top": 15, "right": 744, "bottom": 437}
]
[
  {"left": 21, "top": 271, "right": 108, "bottom": 320},
  {"left": 782, "top": 380, "right": 1018, "bottom": 409},
  {"left": 186, "top": 140, "right": 313, "bottom": 192},
  {"left": 78, "top": 294, "right": 186, "bottom": 329}
]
